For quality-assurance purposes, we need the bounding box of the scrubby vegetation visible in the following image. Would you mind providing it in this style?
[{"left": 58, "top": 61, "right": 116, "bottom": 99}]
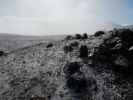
[
  {"left": 82, "top": 33, "right": 88, "bottom": 39},
  {"left": 0, "top": 28, "right": 133, "bottom": 100},
  {"left": 46, "top": 43, "right": 53, "bottom": 48},
  {"left": 0, "top": 50, "right": 6, "bottom": 56},
  {"left": 65, "top": 35, "right": 74, "bottom": 40},
  {"left": 63, "top": 45, "right": 73, "bottom": 53},
  {"left": 79, "top": 45, "right": 88, "bottom": 58},
  {"left": 75, "top": 33, "right": 82, "bottom": 39},
  {"left": 64, "top": 62, "right": 97, "bottom": 95},
  {"left": 94, "top": 31, "right": 105, "bottom": 37},
  {"left": 65, "top": 33, "right": 88, "bottom": 40},
  {"left": 70, "top": 41, "right": 79, "bottom": 47},
  {"left": 63, "top": 62, "right": 81, "bottom": 76}
]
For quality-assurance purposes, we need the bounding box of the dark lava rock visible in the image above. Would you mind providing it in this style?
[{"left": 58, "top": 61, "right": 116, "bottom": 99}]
[
  {"left": 93, "top": 28, "right": 133, "bottom": 76},
  {"left": 70, "top": 41, "right": 79, "bottom": 47},
  {"left": 117, "top": 29, "right": 133, "bottom": 48},
  {"left": 0, "top": 51, "right": 6, "bottom": 56},
  {"left": 66, "top": 72, "right": 87, "bottom": 93},
  {"left": 66, "top": 72, "right": 98, "bottom": 94},
  {"left": 75, "top": 34, "right": 82, "bottom": 39},
  {"left": 82, "top": 33, "right": 88, "bottom": 39},
  {"left": 114, "top": 55, "right": 129, "bottom": 67},
  {"left": 65, "top": 35, "right": 74, "bottom": 40},
  {"left": 63, "top": 62, "right": 82, "bottom": 76},
  {"left": 63, "top": 45, "right": 73, "bottom": 53},
  {"left": 46, "top": 43, "right": 53, "bottom": 48},
  {"left": 79, "top": 45, "right": 88, "bottom": 58},
  {"left": 94, "top": 31, "right": 105, "bottom": 37}
]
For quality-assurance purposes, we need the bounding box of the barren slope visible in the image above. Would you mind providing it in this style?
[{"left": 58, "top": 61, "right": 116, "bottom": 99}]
[{"left": 0, "top": 29, "right": 133, "bottom": 100}]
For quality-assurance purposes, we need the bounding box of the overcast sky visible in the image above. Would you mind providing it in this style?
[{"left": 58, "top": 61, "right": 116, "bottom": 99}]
[{"left": 0, "top": 0, "right": 133, "bottom": 35}]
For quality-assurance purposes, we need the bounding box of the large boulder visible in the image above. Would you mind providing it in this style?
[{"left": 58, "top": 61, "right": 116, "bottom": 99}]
[
  {"left": 75, "top": 34, "right": 82, "bottom": 39},
  {"left": 117, "top": 29, "right": 133, "bottom": 48},
  {"left": 114, "top": 55, "right": 129, "bottom": 67},
  {"left": 0, "top": 51, "right": 6, "bottom": 56},
  {"left": 63, "top": 45, "right": 73, "bottom": 54},
  {"left": 82, "top": 33, "right": 88, "bottom": 39},
  {"left": 70, "top": 41, "right": 79, "bottom": 47},
  {"left": 66, "top": 72, "right": 87, "bottom": 93},
  {"left": 92, "top": 29, "right": 133, "bottom": 73},
  {"left": 63, "top": 62, "right": 81, "bottom": 76},
  {"left": 94, "top": 31, "right": 105, "bottom": 37},
  {"left": 65, "top": 35, "right": 74, "bottom": 40},
  {"left": 79, "top": 45, "right": 88, "bottom": 58},
  {"left": 46, "top": 43, "right": 53, "bottom": 48}
]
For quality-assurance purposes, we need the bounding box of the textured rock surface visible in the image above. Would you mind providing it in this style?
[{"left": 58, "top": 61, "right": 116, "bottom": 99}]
[{"left": 0, "top": 29, "right": 133, "bottom": 100}]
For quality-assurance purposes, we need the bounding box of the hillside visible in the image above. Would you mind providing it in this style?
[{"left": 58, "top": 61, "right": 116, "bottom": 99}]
[
  {"left": 0, "top": 29, "right": 133, "bottom": 100},
  {"left": 0, "top": 33, "right": 65, "bottom": 52}
]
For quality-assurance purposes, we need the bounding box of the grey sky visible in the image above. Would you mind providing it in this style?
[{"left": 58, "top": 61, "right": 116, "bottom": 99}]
[{"left": 0, "top": 0, "right": 132, "bottom": 35}]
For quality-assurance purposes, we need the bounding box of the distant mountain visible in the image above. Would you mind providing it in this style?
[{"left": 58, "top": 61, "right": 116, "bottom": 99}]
[
  {"left": 122, "top": 24, "right": 133, "bottom": 30},
  {"left": 101, "top": 22, "right": 122, "bottom": 31},
  {"left": 0, "top": 33, "right": 65, "bottom": 52},
  {"left": 101, "top": 22, "right": 133, "bottom": 31}
]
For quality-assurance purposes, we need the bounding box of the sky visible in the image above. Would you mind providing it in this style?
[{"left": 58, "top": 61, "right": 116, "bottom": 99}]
[{"left": 0, "top": 0, "right": 133, "bottom": 35}]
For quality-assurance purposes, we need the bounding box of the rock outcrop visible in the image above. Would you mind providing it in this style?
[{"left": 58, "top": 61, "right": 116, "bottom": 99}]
[{"left": 0, "top": 28, "right": 133, "bottom": 100}]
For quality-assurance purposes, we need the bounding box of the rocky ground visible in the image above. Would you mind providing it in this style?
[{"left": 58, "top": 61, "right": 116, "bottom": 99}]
[{"left": 0, "top": 29, "right": 133, "bottom": 100}]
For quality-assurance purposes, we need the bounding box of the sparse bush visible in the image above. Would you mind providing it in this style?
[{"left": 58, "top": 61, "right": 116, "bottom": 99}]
[
  {"left": 63, "top": 62, "right": 81, "bottom": 76},
  {"left": 82, "top": 33, "right": 88, "bottom": 39},
  {"left": 0, "top": 51, "right": 6, "bottom": 56},
  {"left": 109, "top": 29, "right": 133, "bottom": 48},
  {"left": 65, "top": 35, "right": 73, "bottom": 40},
  {"left": 46, "top": 43, "right": 53, "bottom": 48},
  {"left": 70, "top": 41, "right": 79, "bottom": 47},
  {"left": 64, "top": 62, "right": 87, "bottom": 93},
  {"left": 94, "top": 31, "right": 105, "bottom": 37},
  {"left": 79, "top": 45, "right": 88, "bottom": 58},
  {"left": 75, "top": 33, "right": 82, "bottom": 39},
  {"left": 63, "top": 45, "right": 73, "bottom": 53},
  {"left": 119, "top": 29, "right": 133, "bottom": 48},
  {"left": 66, "top": 73, "right": 87, "bottom": 93},
  {"left": 64, "top": 62, "right": 98, "bottom": 94}
]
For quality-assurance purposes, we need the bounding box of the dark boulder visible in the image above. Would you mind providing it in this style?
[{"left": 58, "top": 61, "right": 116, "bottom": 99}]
[
  {"left": 65, "top": 35, "right": 74, "bottom": 40},
  {"left": 75, "top": 34, "right": 82, "bottom": 39},
  {"left": 66, "top": 72, "right": 87, "bottom": 93},
  {"left": 70, "top": 41, "right": 79, "bottom": 47},
  {"left": 79, "top": 45, "right": 88, "bottom": 58},
  {"left": 118, "top": 29, "right": 133, "bottom": 48},
  {"left": 94, "top": 31, "right": 105, "bottom": 37},
  {"left": 0, "top": 51, "right": 6, "bottom": 56},
  {"left": 82, "top": 33, "right": 88, "bottom": 39},
  {"left": 114, "top": 55, "right": 129, "bottom": 67},
  {"left": 63, "top": 62, "right": 81, "bottom": 76},
  {"left": 63, "top": 45, "right": 73, "bottom": 53},
  {"left": 66, "top": 72, "right": 97, "bottom": 94},
  {"left": 46, "top": 43, "right": 53, "bottom": 48},
  {"left": 92, "top": 29, "right": 133, "bottom": 75}
]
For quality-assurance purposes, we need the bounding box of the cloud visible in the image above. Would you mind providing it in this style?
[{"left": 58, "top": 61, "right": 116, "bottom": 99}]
[
  {"left": 0, "top": 16, "right": 100, "bottom": 35},
  {"left": 0, "top": 0, "right": 130, "bottom": 35}
]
